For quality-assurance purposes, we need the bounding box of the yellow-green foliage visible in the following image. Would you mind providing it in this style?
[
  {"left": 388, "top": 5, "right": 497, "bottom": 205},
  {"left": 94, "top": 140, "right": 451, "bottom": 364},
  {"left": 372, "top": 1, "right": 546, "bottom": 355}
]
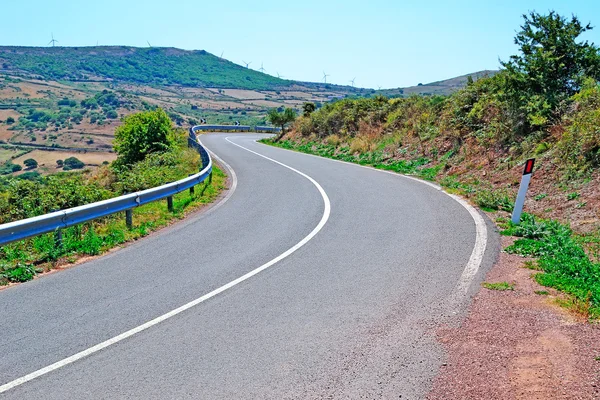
[
  {"left": 557, "top": 78, "right": 600, "bottom": 173},
  {"left": 386, "top": 95, "right": 444, "bottom": 142},
  {"left": 326, "top": 134, "right": 342, "bottom": 146},
  {"left": 349, "top": 137, "right": 370, "bottom": 154},
  {"left": 299, "top": 95, "right": 391, "bottom": 138}
]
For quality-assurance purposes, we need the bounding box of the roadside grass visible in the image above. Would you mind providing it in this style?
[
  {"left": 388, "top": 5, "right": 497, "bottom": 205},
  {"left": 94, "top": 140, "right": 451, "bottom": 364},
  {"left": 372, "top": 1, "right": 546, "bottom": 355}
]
[
  {"left": 0, "top": 166, "right": 226, "bottom": 285},
  {"left": 500, "top": 213, "right": 600, "bottom": 319},
  {"left": 482, "top": 281, "right": 515, "bottom": 291}
]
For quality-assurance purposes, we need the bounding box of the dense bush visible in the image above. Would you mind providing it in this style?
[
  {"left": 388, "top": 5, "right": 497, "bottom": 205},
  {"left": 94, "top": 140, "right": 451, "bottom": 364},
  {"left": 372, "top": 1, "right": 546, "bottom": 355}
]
[
  {"left": 113, "top": 108, "right": 174, "bottom": 165},
  {"left": 0, "top": 162, "right": 22, "bottom": 175},
  {"left": 63, "top": 157, "right": 84, "bottom": 170},
  {"left": 23, "top": 158, "right": 38, "bottom": 169},
  {"left": 557, "top": 78, "right": 600, "bottom": 174},
  {"left": 0, "top": 174, "right": 111, "bottom": 223}
]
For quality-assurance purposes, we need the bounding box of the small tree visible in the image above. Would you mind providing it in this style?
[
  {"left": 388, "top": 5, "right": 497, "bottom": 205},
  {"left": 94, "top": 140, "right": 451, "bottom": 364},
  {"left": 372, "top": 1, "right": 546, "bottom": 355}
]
[
  {"left": 56, "top": 159, "right": 63, "bottom": 167},
  {"left": 502, "top": 11, "right": 600, "bottom": 127},
  {"left": 63, "top": 157, "right": 85, "bottom": 170},
  {"left": 6, "top": 117, "right": 15, "bottom": 125},
  {"left": 267, "top": 107, "right": 297, "bottom": 141},
  {"left": 23, "top": 158, "right": 38, "bottom": 169},
  {"left": 302, "top": 102, "right": 316, "bottom": 117},
  {"left": 113, "top": 108, "right": 174, "bottom": 165}
]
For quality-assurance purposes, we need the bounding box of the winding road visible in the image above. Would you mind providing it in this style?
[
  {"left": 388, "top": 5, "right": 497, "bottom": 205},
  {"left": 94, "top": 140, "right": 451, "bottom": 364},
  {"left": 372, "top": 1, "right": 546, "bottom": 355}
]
[{"left": 0, "top": 133, "right": 498, "bottom": 399}]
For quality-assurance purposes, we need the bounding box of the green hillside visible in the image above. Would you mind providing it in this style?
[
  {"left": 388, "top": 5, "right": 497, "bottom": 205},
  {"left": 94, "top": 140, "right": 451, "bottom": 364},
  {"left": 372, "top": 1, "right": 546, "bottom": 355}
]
[{"left": 0, "top": 46, "right": 291, "bottom": 90}]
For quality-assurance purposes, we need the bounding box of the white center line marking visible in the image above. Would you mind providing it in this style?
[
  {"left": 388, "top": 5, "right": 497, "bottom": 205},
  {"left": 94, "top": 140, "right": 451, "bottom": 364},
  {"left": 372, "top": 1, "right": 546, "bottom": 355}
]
[{"left": 0, "top": 135, "right": 331, "bottom": 394}]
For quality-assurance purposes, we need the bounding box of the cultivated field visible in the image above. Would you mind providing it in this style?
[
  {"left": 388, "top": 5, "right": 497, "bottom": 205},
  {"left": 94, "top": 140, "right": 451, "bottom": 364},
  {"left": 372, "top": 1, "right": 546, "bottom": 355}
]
[{"left": 13, "top": 149, "right": 116, "bottom": 174}]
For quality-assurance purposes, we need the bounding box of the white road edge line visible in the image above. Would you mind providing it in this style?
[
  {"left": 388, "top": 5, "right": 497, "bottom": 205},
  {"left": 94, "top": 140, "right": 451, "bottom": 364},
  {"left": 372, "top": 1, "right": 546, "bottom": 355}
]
[
  {"left": 197, "top": 135, "right": 238, "bottom": 214},
  {"left": 255, "top": 137, "right": 488, "bottom": 303},
  {"left": 0, "top": 136, "right": 331, "bottom": 395}
]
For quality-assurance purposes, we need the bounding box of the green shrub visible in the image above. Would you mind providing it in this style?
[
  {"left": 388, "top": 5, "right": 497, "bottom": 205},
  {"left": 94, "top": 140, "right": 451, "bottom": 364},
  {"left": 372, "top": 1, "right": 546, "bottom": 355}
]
[
  {"left": 4, "top": 263, "right": 35, "bottom": 282},
  {"left": 23, "top": 158, "right": 38, "bottom": 169},
  {"left": 474, "top": 188, "right": 513, "bottom": 211},
  {"left": 113, "top": 108, "right": 175, "bottom": 165},
  {"left": 63, "top": 157, "right": 84, "bottom": 170},
  {"left": 557, "top": 79, "right": 600, "bottom": 173},
  {"left": 504, "top": 213, "right": 600, "bottom": 317}
]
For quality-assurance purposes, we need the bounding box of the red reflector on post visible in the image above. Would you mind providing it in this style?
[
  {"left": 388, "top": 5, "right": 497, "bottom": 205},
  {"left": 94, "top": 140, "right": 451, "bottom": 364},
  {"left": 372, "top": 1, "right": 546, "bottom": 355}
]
[{"left": 523, "top": 158, "right": 535, "bottom": 175}]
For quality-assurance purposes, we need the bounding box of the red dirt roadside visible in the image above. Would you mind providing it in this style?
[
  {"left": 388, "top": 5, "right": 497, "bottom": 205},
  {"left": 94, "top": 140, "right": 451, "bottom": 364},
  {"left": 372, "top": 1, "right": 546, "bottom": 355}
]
[{"left": 428, "top": 236, "right": 600, "bottom": 399}]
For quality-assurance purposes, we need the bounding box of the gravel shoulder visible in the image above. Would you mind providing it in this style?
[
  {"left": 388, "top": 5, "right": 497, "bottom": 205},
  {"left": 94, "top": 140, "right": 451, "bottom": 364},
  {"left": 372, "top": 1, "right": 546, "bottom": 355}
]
[{"left": 428, "top": 234, "right": 600, "bottom": 399}]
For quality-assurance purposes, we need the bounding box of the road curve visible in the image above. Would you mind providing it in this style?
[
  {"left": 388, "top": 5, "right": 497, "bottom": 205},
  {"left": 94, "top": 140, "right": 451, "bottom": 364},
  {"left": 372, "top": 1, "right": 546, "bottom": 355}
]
[{"left": 0, "top": 133, "right": 498, "bottom": 399}]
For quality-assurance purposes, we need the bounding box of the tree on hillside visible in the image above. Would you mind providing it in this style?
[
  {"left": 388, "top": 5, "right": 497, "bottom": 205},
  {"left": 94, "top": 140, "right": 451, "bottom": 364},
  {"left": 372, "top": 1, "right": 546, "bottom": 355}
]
[
  {"left": 23, "top": 158, "right": 38, "bottom": 169},
  {"left": 6, "top": 117, "right": 15, "bottom": 125},
  {"left": 63, "top": 157, "right": 85, "bottom": 170},
  {"left": 302, "top": 102, "right": 316, "bottom": 117},
  {"left": 267, "top": 108, "right": 297, "bottom": 141},
  {"left": 113, "top": 108, "right": 174, "bottom": 165},
  {"left": 502, "top": 11, "right": 600, "bottom": 127}
]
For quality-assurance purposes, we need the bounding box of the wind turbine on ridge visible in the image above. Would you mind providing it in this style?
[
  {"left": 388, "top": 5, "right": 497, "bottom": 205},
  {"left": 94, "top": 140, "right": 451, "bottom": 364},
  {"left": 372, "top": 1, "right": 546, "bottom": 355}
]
[
  {"left": 322, "top": 71, "right": 330, "bottom": 84},
  {"left": 259, "top": 62, "right": 266, "bottom": 73},
  {"left": 242, "top": 60, "right": 252, "bottom": 68},
  {"left": 48, "top": 33, "right": 58, "bottom": 47}
]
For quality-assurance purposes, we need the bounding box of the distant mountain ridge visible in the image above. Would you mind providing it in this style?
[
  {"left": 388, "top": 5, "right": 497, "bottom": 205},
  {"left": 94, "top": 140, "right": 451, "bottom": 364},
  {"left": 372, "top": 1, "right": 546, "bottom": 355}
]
[
  {"left": 380, "top": 70, "right": 498, "bottom": 97},
  {"left": 0, "top": 46, "right": 291, "bottom": 90},
  {"left": 0, "top": 45, "right": 496, "bottom": 95}
]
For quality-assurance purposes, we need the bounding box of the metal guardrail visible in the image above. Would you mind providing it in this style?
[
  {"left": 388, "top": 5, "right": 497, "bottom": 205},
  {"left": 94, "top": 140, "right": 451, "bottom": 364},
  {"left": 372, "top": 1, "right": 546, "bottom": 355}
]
[
  {"left": 191, "top": 125, "right": 281, "bottom": 133},
  {"left": 0, "top": 127, "right": 212, "bottom": 246},
  {"left": 254, "top": 126, "right": 282, "bottom": 133},
  {"left": 194, "top": 125, "right": 252, "bottom": 132}
]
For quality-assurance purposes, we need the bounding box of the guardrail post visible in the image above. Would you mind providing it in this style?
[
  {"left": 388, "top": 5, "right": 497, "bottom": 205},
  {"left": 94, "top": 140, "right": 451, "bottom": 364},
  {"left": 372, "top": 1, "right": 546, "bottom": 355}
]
[
  {"left": 54, "top": 229, "right": 63, "bottom": 249},
  {"left": 125, "top": 209, "right": 133, "bottom": 229},
  {"left": 189, "top": 174, "right": 195, "bottom": 196},
  {"left": 167, "top": 196, "right": 174, "bottom": 212}
]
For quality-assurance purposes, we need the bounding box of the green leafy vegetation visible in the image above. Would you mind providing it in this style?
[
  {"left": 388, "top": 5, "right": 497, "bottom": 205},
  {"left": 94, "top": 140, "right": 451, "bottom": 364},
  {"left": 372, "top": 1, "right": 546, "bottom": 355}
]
[
  {"left": 62, "top": 157, "right": 84, "bottom": 170},
  {"left": 0, "top": 161, "right": 22, "bottom": 175},
  {"left": 23, "top": 158, "right": 37, "bottom": 169},
  {"left": 9, "top": 89, "right": 131, "bottom": 134},
  {"left": 482, "top": 282, "right": 515, "bottom": 291},
  {"left": 502, "top": 213, "right": 600, "bottom": 318},
  {"left": 113, "top": 108, "right": 174, "bottom": 165},
  {"left": 267, "top": 107, "right": 297, "bottom": 140}
]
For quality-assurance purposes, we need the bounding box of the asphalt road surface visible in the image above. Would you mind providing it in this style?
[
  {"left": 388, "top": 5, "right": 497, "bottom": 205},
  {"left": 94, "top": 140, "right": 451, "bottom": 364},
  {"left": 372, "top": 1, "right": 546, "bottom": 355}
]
[{"left": 0, "top": 133, "right": 498, "bottom": 399}]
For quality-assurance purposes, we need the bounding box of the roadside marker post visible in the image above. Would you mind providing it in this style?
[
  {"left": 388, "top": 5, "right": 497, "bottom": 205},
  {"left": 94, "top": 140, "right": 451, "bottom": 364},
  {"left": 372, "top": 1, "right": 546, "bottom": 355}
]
[{"left": 511, "top": 158, "right": 535, "bottom": 224}]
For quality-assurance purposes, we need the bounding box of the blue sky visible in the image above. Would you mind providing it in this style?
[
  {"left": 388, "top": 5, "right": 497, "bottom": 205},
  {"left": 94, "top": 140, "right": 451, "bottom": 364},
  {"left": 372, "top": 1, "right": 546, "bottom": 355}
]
[{"left": 1, "top": 0, "right": 599, "bottom": 89}]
